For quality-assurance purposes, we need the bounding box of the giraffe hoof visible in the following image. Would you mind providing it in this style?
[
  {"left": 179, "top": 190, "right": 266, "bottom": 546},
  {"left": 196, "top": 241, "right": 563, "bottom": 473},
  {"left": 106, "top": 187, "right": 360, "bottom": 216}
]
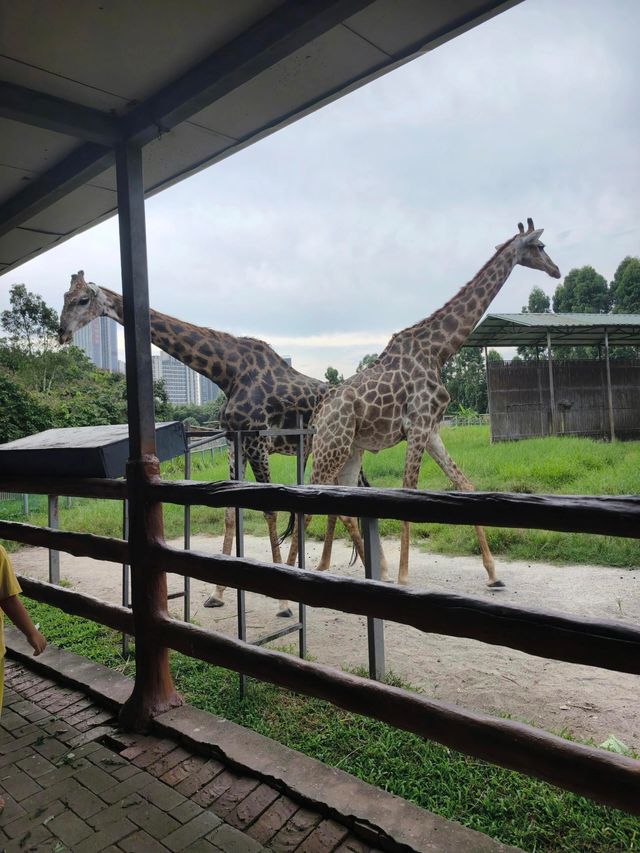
[
  {"left": 488, "top": 580, "right": 505, "bottom": 589},
  {"left": 203, "top": 595, "right": 225, "bottom": 608},
  {"left": 277, "top": 608, "right": 293, "bottom": 618}
]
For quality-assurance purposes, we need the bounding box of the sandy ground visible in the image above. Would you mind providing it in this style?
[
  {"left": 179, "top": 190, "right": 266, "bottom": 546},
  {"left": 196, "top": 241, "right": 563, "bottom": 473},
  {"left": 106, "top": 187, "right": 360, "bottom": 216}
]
[{"left": 11, "top": 534, "right": 640, "bottom": 750}]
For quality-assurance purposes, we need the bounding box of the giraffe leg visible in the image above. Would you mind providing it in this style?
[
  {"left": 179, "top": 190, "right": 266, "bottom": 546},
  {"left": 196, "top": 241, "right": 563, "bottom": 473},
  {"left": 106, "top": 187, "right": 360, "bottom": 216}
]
[
  {"left": 317, "top": 515, "right": 338, "bottom": 571},
  {"left": 425, "top": 431, "right": 503, "bottom": 588},
  {"left": 205, "top": 442, "right": 238, "bottom": 608},
  {"left": 245, "top": 439, "right": 292, "bottom": 616},
  {"left": 398, "top": 435, "right": 427, "bottom": 585}
]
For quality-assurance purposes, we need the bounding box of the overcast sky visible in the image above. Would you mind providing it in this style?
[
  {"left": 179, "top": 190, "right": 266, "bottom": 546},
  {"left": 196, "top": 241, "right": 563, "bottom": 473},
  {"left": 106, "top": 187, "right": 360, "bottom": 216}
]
[{"left": 2, "top": 0, "right": 639, "bottom": 378}]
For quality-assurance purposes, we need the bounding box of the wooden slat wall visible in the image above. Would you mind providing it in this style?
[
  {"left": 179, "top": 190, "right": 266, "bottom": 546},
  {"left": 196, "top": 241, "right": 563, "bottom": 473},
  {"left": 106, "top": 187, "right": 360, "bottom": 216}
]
[{"left": 488, "top": 359, "right": 640, "bottom": 441}]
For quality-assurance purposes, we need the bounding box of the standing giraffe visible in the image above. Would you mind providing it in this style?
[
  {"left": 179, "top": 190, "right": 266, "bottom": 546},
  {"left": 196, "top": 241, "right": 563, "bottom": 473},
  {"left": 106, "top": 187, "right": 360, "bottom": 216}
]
[
  {"left": 304, "top": 220, "right": 561, "bottom": 586},
  {"left": 59, "top": 271, "right": 368, "bottom": 616}
]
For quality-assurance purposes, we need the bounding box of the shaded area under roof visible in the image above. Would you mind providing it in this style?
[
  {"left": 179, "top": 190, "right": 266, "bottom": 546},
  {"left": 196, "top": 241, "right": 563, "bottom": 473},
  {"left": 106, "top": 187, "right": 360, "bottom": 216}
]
[
  {"left": 464, "top": 313, "right": 640, "bottom": 348},
  {"left": 0, "top": 0, "right": 519, "bottom": 277}
]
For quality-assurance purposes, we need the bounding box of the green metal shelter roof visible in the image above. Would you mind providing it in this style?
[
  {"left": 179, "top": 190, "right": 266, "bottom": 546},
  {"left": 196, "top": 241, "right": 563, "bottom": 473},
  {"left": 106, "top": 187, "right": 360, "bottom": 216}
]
[{"left": 464, "top": 313, "right": 640, "bottom": 348}]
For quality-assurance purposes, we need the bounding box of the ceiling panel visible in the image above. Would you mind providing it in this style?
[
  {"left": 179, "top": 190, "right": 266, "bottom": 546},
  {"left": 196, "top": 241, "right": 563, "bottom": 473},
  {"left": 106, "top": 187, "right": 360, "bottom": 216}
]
[
  {"left": 0, "top": 228, "right": 59, "bottom": 267},
  {"left": 0, "top": 118, "right": 79, "bottom": 177},
  {"left": 190, "top": 25, "right": 386, "bottom": 140},
  {"left": 0, "top": 164, "right": 36, "bottom": 206},
  {"left": 22, "top": 183, "right": 117, "bottom": 235},
  {"left": 345, "top": 0, "right": 511, "bottom": 56},
  {"left": 0, "top": 0, "right": 283, "bottom": 109},
  {"left": 142, "top": 122, "right": 234, "bottom": 193}
]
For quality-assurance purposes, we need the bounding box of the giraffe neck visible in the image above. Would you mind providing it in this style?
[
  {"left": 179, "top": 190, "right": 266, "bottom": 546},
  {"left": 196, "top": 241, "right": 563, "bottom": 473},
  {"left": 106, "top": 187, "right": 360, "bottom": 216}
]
[
  {"left": 405, "top": 239, "right": 520, "bottom": 366},
  {"left": 100, "top": 287, "right": 238, "bottom": 393}
]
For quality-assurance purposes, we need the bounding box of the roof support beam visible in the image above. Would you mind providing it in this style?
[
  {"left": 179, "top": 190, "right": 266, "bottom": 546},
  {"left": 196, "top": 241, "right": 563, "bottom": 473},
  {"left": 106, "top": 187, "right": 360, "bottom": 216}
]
[
  {"left": 0, "top": 143, "right": 114, "bottom": 239},
  {"left": 0, "top": 81, "right": 122, "bottom": 144},
  {"left": 122, "top": 0, "right": 377, "bottom": 145}
]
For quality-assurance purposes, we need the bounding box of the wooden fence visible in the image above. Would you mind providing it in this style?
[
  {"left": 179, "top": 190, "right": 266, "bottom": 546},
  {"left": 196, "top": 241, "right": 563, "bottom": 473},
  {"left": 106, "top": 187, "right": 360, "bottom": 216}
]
[
  {"left": 487, "top": 359, "right": 640, "bottom": 441},
  {"left": 1, "top": 470, "right": 639, "bottom": 815}
]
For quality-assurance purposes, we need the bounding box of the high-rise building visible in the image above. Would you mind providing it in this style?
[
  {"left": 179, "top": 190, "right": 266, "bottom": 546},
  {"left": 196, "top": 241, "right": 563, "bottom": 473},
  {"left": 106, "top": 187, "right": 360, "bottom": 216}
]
[
  {"left": 72, "top": 316, "right": 118, "bottom": 372},
  {"left": 199, "top": 374, "right": 220, "bottom": 403},
  {"left": 152, "top": 352, "right": 201, "bottom": 406}
]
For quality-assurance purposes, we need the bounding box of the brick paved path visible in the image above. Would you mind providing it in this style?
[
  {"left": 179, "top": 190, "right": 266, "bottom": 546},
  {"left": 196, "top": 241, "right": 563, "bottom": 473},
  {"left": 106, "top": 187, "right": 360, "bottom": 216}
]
[{"left": 0, "top": 660, "right": 380, "bottom": 853}]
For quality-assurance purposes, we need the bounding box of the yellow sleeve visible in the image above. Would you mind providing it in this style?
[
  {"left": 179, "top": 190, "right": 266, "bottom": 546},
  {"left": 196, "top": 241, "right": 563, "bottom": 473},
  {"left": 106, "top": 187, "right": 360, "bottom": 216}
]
[{"left": 0, "top": 546, "right": 22, "bottom": 602}]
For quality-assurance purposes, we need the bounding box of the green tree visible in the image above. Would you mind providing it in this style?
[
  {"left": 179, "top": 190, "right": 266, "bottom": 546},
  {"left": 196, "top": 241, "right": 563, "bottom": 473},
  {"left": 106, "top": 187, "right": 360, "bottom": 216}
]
[
  {"left": 324, "top": 366, "right": 343, "bottom": 386},
  {"left": 522, "top": 286, "right": 551, "bottom": 313},
  {"left": 441, "top": 348, "right": 487, "bottom": 414},
  {"left": 552, "top": 266, "right": 610, "bottom": 313},
  {"left": 0, "top": 372, "right": 53, "bottom": 443},
  {"left": 153, "top": 379, "right": 172, "bottom": 421},
  {"left": 356, "top": 353, "right": 378, "bottom": 372},
  {"left": 487, "top": 349, "right": 504, "bottom": 364},
  {"left": 610, "top": 256, "right": 640, "bottom": 314},
  {"left": 1, "top": 284, "right": 59, "bottom": 355}
]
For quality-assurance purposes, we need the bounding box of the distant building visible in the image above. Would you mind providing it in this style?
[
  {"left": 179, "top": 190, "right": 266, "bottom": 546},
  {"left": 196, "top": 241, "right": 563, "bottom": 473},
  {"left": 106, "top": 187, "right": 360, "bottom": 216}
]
[
  {"left": 283, "top": 355, "right": 292, "bottom": 366},
  {"left": 152, "top": 352, "right": 200, "bottom": 406},
  {"left": 199, "top": 374, "right": 220, "bottom": 403},
  {"left": 73, "top": 316, "right": 118, "bottom": 372}
]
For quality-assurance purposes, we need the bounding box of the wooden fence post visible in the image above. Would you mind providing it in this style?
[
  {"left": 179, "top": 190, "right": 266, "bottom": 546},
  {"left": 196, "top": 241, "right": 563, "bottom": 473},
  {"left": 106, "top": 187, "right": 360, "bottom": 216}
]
[{"left": 115, "top": 141, "right": 181, "bottom": 730}]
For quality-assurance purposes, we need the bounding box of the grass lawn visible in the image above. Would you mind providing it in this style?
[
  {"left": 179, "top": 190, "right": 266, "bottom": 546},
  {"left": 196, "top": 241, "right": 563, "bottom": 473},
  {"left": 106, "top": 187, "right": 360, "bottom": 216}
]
[
  {"left": 3, "top": 425, "right": 639, "bottom": 567},
  {"left": 21, "top": 600, "right": 640, "bottom": 853}
]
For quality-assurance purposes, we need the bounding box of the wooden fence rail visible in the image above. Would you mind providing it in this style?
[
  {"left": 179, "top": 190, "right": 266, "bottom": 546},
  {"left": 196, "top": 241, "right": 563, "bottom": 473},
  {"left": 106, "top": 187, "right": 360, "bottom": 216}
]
[
  {"left": 156, "top": 614, "right": 640, "bottom": 816},
  {"left": 0, "top": 477, "right": 127, "bottom": 500},
  {"left": 18, "top": 576, "right": 134, "bottom": 635},
  {"left": 0, "top": 520, "right": 128, "bottom": 564},
  {"left": 151, "top": 480, "right": 640, "bottom": 538},
  {"left": 3, "top": 473, "right": 639, "bottom": 815},
  {"left": 154, "top": 543, "right": 640, "bottom": 675}
]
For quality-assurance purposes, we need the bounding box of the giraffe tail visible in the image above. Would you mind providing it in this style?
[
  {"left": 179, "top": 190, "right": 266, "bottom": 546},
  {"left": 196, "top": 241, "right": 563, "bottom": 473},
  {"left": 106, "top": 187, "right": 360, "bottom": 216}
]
[
  {"left": 348, "top": 468, "right": 370, "bottom": 566},
  {"left": 278, "top": 513, "right": 296, "bottom": 545}
]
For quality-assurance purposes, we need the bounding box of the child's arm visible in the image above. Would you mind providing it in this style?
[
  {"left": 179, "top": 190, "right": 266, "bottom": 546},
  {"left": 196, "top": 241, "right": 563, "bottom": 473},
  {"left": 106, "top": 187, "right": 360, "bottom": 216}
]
[{"left": 1, "top": 596, "right": 46, "bottom": 655}]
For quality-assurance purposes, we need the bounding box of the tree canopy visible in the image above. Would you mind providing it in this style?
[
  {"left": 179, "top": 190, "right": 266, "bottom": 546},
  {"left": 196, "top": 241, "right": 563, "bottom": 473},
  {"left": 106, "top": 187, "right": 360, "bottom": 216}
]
[
  {"left": 522, "top": 286, "right": 550, "bottom": 314},
  {"left": 610, "top": 256, "right": 640, "bottom": 314},
  {"left": 324, "top": 366, "right": 343, "bottom": 386},
  {"left": 1, "top": 284, "right": 59, "bottom": 355},
  {"left": 552, "top": 266, "right": 611, "bottom": 314},
  {"left": 356, "top": 353, "right": 378, "bottom": 372}
]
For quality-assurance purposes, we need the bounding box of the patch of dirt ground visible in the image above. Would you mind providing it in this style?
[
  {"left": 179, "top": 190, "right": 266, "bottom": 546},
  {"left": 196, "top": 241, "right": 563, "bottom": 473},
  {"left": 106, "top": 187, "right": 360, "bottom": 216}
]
[{"left": 11, "top": 534, "right": 640, "bottom": 750}]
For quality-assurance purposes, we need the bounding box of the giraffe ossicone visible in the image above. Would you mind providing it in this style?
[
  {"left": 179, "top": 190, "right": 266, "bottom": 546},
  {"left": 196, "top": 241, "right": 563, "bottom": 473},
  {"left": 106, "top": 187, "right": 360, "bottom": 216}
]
[{"left": 305, "top": 219, "right": 561, "bottom": 587}]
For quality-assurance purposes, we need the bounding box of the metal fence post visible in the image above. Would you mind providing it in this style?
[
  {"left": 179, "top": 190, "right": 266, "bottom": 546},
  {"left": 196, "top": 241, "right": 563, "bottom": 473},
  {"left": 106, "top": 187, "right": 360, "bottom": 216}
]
[
  {"left": 183, "top": 444, "right": 191, "bottom": 623},
  {"left": 361, "top": 517, "right": 385, "bottom": 681},
  {"left": 296, "top": 414, "right": 307, "bottom": 660},
  {"left": 233, "top": 432, "right": 247, "bottom": 697},
  {"left": 47, "top": 495, "right": 60, "bottom": 585}
]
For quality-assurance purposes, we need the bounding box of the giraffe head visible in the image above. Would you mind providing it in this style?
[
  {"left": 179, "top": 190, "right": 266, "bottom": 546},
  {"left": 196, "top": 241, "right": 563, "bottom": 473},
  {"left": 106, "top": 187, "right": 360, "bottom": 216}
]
[
  {"left": 59, "top": 271, "right": 109, "bottom": 343},
  {"left": 506, "top": 218, "right": 561, "bottom": 279}
]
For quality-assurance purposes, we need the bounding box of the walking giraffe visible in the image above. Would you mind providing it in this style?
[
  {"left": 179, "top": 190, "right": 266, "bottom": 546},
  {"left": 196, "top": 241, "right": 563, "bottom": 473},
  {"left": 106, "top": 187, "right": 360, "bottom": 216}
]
[
  {"left": 298, "top": 220, "right": 561, "bottom": 586},
  {"left": 58, "top": 271, "right": 377, "bottom": 615}
]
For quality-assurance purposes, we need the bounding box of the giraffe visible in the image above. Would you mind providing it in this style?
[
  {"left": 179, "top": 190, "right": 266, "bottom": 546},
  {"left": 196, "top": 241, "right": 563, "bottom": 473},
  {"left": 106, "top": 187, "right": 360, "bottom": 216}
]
[
  {"left": 58, "top": 271, "right": 368, "bottom": 616},
  {"left": 302, "top": 219, "right": 561, "bottom": 586}
]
